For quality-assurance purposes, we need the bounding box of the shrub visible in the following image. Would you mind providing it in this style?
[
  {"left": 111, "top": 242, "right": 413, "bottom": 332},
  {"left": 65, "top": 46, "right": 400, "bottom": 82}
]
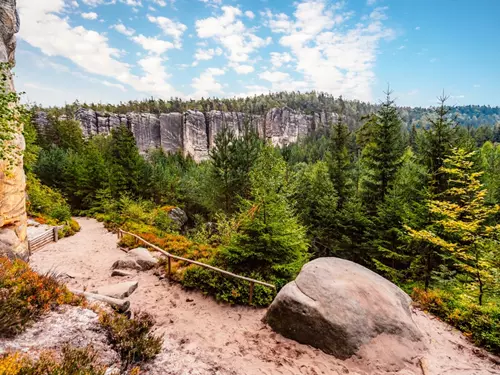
[
  {"left": 0, "top": 258, "right": 82, "bottom": 337},
  {"left": 26, "top": 174, "right": 72, "bottom": 224},
  {"left": 99, "top": 310, "right": 163, "bottom": 368},
  {"left": 59, "top": 218, "right": 81, "bottom": 239},
  {"left": 412, "top": 287, "right": 500, "bottom": 354},
  {"left": 0, "top": 345, "right": 106, "bottom": 375}
]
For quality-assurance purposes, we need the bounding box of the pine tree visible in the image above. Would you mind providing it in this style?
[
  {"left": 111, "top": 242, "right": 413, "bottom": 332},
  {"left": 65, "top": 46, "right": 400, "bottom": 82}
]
[
  {"left": 327, "top": 113, "right": 351, "bottom": 209},
  {"left": 407, "top": 148, "right": 500, "bottom": 304},
  {"left": 419, "top": 94, "right": 457, "bottom": 194},
  {"left": 223, "top": 145, "right": 308, "bottom": 279},
  {"left": 361, "top": 90, "right": 404, "bottom": 211},
  {"left": 108, "top": 125, "right": 144, "bottom": 198}
]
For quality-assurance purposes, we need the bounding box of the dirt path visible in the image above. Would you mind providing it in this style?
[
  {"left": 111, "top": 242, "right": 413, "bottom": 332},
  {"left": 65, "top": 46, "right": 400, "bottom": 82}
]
[{"left": 30, "top": 218, "right": 499, "bottom": 375}]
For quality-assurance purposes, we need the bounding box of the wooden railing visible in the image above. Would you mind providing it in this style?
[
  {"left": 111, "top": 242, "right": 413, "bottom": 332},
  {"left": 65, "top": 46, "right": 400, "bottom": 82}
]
[
  {"left": 28, "top": 226, "right": 63, "bottom": 253},
  {"left": 118, "top": 229, "right": 276, "bottom": 304}
]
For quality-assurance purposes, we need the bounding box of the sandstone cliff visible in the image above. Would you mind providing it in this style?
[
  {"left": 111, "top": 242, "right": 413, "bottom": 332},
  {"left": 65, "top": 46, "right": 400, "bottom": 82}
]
[
  {"left": 36, "top": 107, "right": 337, "bottom": 161},
  {"left": 0, "top": 0, "right": 28, "bottom": 260}
]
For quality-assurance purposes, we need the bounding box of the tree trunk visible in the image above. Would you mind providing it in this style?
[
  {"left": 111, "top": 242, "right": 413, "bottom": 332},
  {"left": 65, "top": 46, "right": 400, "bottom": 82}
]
[{"left": 0, "top": 1, "right": 27, "bottom": 260}]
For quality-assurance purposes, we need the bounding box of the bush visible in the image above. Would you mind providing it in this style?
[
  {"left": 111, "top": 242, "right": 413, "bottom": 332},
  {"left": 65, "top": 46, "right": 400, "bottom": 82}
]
[
  {"left": 0, "top": 345, "right": 106, "bottom": 375},
  {"left": 412, "top": 287, "right": 500, "bottom": 354},
  {"left": 58, "top": 218, "right": 81, "bottom": 239},
  {"left": 0, "top": 258, "right": 82, "bottom": 337},
  {"left": 26, "top": 174, "right": 72, "bottom": 224},
  {"left": 99, "top": 310, "right": 163, "bottom": 368}
]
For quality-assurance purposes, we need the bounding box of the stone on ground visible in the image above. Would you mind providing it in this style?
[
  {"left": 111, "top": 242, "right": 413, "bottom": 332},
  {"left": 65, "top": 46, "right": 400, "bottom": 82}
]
[
  {"left": 265, "top": 257, "right": 423, "bottom": 361},
  {"left": 168, "top": 207, "right": 188, "bottom": 228},
  {"left": 111, "top": 269, "right": 135, "bottom": 277},
  {"left": 94, "top": 281, "right": 139, "bottom": 299},
  {"left": 128, "top": 247, "right": 158, "bottom": 270},
  {"left": 111, "top": 258, "right": 142, "bottom": 271}
]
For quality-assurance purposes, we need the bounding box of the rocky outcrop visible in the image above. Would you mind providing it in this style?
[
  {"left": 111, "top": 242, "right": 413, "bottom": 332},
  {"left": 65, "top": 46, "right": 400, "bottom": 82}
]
[
  {"left": 265, "top": 257, "right": 422, "bottom": 360},
  {"left": 0, "top": 0, "right": 28, "bottom": 260},
  {"left": 35, "top": 106, "right": 338, "bottom": 161}
]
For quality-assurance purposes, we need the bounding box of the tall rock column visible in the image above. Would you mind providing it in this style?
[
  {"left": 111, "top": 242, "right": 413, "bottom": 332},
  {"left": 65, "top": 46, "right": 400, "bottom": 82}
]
[{"left": 0, "top": 0, "right": 28, "bottom": 260}]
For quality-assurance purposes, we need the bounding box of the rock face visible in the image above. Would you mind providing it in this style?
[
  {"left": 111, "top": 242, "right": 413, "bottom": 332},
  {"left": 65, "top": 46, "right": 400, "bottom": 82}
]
[
  {"left": 265, "top": 258, "right": 422, "bottom": 360},
  {"left": 0, "top": 0, "right": 28, "bottom": 260},
  {"left": 35, "top": 106, "right": 338, "bottom": 161}
]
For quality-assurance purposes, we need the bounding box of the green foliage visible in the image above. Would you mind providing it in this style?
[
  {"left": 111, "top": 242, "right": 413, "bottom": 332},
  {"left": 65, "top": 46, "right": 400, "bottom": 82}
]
[
  {"left": 222, "top": 145, "right": 309, "bottom": 278},
  {"left": 361, "top": 91, "right": 404, "bottom": 210},
  {"left": 26, "top": 174, "right": 72, "bottom": 223},
  {"left": 99, "top": 311, "right": 163, "bottom": 368}
]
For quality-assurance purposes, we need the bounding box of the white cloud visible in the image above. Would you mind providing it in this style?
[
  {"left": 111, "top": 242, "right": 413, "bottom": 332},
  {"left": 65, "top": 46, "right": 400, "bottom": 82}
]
[
  {"left": 196, "top": 6, "right": 271, "bottom": 69},
  {"left": 81, "top": 12, "right": 98, "bottom": 20},
  {"left": 230, "top": 63, "right": 254, "bottom": 74},
  {"left": 367, "top": 0, "right": 377, "bottom": 5},
  {"left": 430, "top": 58, "right": 438, "bottom": 63},
  {"left": 193, "top": 48, "right": 223, "bottom": 63},
  {"left": 102, "top": 80, "right": 126, "bottom": 91},
  {"left": 71, "top": 1, "right": 79, "bottom": 7},
  {"left": 245, "top": 10, "right": 255, "bottom": 19},
  {"left": 259, "top": 70, "right": 290, "bottom": 83},
  {"left": 415, "top": 26, "right": 421, "bottom": 30},
  {"left": 147, "top": 15, "right": 187, "bottom": 48},
  {"left": 18, "top": 0, "right": 181, "bottom": 99},
  {"left": 111, "top": 23, "right": 136, "bottom": 36},
  {"left": 148, "top": 6, "right": 156, "bottom": 11},
  {"left": 264, "top": 1, "right": 394, "bottom": 101},
  {"left": 121, "top": 0, "right": 142, "bottom": 6},
  {"left": 200, "top": 0, "right": 222, "bottom": 7},
  {"left": 131, "top": 34, "right": 175, "bottom": 55},
  {"left": 398, "top": 45, "right": 405, "bottom": 50},
  {"left": 81, "top": 0, "right": 107, "bottom": 6},
  {"left": 270, "top": 52, "right": 293, "bottom": 68},
  {"left": 191, "top": 67, "right": 225, "bottom": 98},
  {"left": 152, "top": 0, "right": 167, "bottom": 6}
]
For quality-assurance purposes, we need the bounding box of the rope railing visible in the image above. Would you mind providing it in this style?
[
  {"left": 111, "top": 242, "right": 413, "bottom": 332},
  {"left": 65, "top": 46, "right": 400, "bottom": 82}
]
[{"left": 118, "top": 229, "right": 276, "bottom": 304}]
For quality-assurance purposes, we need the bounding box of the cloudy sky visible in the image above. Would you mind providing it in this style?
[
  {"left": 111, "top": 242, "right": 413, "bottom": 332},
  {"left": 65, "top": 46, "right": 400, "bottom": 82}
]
[{"left": 15, "top": 0, "right": 500, "bottom": 107}]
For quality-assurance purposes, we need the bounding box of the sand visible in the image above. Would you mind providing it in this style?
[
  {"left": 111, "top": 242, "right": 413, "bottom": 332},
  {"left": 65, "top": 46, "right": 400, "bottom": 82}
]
[{"left": 29, "top": 218, "right": 500, "bottom": 375}]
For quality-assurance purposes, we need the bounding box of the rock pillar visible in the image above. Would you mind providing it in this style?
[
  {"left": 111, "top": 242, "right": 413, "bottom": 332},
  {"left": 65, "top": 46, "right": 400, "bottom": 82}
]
[{"left": 0, "top": 0, "right": 28, "bottom": 260}]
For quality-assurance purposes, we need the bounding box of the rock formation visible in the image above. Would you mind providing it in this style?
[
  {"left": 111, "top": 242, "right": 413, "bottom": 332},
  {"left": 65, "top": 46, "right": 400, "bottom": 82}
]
[
  {"left": 0, "top": 0, "right": 28, "bottom": 260},
  {"left": 264, "top": 258, "right": 423, "bottom": 360},
  {"left": 36, "top": 106, "right": 339, "bottom": 161}
]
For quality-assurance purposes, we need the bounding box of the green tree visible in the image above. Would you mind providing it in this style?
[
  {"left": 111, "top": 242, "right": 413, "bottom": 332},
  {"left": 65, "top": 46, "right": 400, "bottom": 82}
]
[
  {"left": 407, "top": 148, "right": 500, "bottom": 304},
  {"left": 361, "top": 90, "right": 404, "bottom": 211},
  {"left": 108, "top": 126, "right": 144, "bottom": 198},
  {"left": 222, "top": 145, "right": 308, "bottom": 280}
]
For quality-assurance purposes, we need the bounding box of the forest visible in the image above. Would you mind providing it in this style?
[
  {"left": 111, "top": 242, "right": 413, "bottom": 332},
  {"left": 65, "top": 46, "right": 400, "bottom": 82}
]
[{"left": 22, "top": 91, "right": 500, "bottom": 355}]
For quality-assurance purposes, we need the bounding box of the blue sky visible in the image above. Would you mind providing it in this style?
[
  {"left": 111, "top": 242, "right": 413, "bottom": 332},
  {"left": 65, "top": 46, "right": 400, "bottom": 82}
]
[{"left": 15, "top": 0, "right": 500, "bottom": 107}]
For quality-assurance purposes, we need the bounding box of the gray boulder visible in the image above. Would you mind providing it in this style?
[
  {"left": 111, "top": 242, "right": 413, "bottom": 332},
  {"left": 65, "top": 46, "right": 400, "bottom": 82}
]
[
  {"left": 111, "top": 258, "right": 142, "bottom": 271},
  {"left": 128, "top": 247, "right": 158, "bottom": 270},
  {"left": 168, "top": 207, "right": 188, "bottom": 228},
  {"left": 264, "top": 258, "right": 422, "bottom": 359},
  {"left": 95, "top": 281, "right": 138, "bottom": 299}
]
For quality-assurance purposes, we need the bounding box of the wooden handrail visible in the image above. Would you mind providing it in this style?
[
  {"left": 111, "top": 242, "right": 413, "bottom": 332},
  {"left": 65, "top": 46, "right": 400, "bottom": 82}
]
[{"left": 118, "top": 229, "right": 276, "bottom": 304}]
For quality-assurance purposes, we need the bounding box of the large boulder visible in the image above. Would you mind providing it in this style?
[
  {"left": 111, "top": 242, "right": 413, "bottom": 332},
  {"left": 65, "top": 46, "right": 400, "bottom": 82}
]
[
  {"left": 94, "top": 281, "right": 138, "bottom": 299},
  {"left": 128, "top": 247, "right": 158, "bottom": 270},
  {"left": 264, "top": 258, "right": 422, "bottom": 360},
  {"left": 168, "top": 207, "right": 188, "bottom": 228}
]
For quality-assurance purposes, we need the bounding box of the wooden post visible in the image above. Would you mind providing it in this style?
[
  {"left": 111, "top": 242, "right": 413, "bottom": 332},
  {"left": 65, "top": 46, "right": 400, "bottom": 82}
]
[
  {"left": 167, "top": 256, "right": 171, "bottom": 280},
  {"left": 53, "top": 227, "right": 59, "bottom": 242},
  {"left": 117, "top": 229, "right": 121, "bottom": 239},
  {"left": 249, "top": 282, "right": 254, "bottom": 305}
]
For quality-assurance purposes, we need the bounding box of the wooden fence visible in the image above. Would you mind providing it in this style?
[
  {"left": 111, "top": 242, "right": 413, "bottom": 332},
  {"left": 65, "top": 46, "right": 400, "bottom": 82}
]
[
  {"left": 118, "top": 229, "right": 276, "bottom": 304},
  {"left": 28, "top": 226, "right": 63, "bottom": 253}
]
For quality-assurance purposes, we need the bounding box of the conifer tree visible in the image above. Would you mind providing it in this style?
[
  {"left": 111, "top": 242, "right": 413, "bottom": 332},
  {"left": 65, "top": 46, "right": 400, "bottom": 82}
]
[
  {"left": 327, "top": 113, "right": 351, "bottom": 209},
  {"left": 419, "top": 94, "right": 457, "bottom": 194},
  {"left": 223, "top": 145, "right": 308, "bottom": 279},
  {"left": 361, "top": 90, "right": 404, "bottom": 211},
  {"left": 108, "top": 125, "right": 144, "bottom": 198},
  {"left": 407, "top": 148, "right": 500, "bottom": 304}
]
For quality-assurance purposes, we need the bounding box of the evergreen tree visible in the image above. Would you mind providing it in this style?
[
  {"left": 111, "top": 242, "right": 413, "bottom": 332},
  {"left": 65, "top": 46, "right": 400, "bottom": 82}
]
[
  {"left": 361, "top": 90, "right": 404, "bottom": 211},
  {"left": 108, "top": 125, "right": 144, "bottom": 198},
  {"left": 407, "top": 148, "right": 500, "bottom": 304},
  {"left": 223, "top": 145, "right": 308, "bottom": 279},
  {"left": 327, "top": 113, "right": 351, "bottom": 209},
  {"left": 292, "top": 161, "right": 338, "bottom": 257},
  {"left": 419, "top": 94, "right": 457, "bottom": 194}
]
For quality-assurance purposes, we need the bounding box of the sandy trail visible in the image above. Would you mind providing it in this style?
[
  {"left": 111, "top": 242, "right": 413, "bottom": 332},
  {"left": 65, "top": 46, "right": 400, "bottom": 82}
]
[{"left": 30, "top": 218, "right": 499, "bottom": 375}]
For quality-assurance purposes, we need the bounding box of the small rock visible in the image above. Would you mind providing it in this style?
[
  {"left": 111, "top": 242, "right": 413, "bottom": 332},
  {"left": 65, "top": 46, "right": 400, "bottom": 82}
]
[
  {"left": 111, "top": 269, "right": 135, "bottom": 277},
  {"left": 111, "top": 259, "right": 142, "bottom": 271},
  {"left": 186, "top": 298, "right": 194, "bottom": 302},
  {"left": 95, "top": 281, "right": 139, "bottom": 299},
  {"left": 129, "top": 247, "right": 158, "bottom": 270}
]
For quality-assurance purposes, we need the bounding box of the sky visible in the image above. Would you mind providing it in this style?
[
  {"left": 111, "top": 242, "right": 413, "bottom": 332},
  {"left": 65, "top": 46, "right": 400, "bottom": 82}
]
[{"left": 14, "top": 0, "right": 500, "bottom": 108}]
